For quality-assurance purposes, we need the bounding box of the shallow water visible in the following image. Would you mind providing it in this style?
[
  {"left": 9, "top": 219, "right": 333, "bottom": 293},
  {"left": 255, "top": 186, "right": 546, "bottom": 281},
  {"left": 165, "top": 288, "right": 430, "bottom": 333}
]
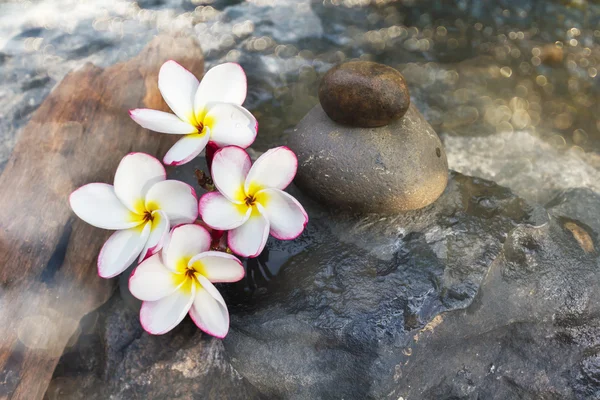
[
  {"left": 3, "top": 2, "right": 595, "bottom": 396},
  {"left": 1, "top": 0, "right": 599, "bottom": 171},
  {"left": 3, "top": 0, "right": 599, "bottom": 300}
]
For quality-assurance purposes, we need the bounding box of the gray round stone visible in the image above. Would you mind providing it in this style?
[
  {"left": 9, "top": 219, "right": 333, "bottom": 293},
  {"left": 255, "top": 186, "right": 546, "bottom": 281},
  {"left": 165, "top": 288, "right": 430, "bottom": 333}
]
[{"left": 288, "top": 103, "right": 448, "bottom": 213}]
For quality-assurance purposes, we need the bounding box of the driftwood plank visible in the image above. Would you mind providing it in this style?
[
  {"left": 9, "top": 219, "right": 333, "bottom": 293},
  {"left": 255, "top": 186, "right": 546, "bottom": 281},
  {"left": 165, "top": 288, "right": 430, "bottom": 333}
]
[{"left": 0, "top": 35, "right": 204, "bottom": 400}]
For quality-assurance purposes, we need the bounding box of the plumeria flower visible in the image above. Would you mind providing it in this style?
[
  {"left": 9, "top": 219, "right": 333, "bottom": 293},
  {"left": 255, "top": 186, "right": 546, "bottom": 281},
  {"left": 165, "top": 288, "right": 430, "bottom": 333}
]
[
  {"left": 129, "top": 224, "right": 244, "bottom": 337},
  {"left": 129, "top": 61, "right": 257, "bottom": 166},
  {"left": 199, "top": 146, "right": 308, "bottom": 258},
  {"left": 69, "top": 153, "right": 198, "bottom": 278}
]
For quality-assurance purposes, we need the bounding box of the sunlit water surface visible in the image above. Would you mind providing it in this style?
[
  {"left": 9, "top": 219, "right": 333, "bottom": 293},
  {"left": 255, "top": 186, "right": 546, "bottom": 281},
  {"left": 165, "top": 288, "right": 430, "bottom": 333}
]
[{"left": 1, "top": 0, "right": 599, "bottom": 165}]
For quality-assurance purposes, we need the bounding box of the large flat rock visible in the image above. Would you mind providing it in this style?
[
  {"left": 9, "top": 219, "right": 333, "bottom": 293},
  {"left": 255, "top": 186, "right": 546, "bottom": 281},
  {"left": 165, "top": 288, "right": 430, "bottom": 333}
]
[
  {"left": 220, "top": 171, "right": 599, "bottom": 399},
  {"left": 222, "top": 171, "right": 546, "bottom": 398},
  {"left": 46, "top": 166, "right": 600, "bottom": 399}
]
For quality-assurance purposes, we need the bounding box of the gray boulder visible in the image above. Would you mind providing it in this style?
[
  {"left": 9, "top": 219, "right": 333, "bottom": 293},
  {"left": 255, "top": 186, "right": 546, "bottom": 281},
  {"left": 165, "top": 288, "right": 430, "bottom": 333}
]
[
  {"left": 394, "top": 199, "right": 599, "bottom": 399},
  {"left": 289, "top": 104, "right": 448, "bottom": 213},
  {"left": 222, "top": 171, "right": 577, "bottom": 399},
  {"left": 48, "top": 162, "right": 600, "bottom": 400},
  {"left": 47, "top": 294, "right": 264, "bottom": 400}
]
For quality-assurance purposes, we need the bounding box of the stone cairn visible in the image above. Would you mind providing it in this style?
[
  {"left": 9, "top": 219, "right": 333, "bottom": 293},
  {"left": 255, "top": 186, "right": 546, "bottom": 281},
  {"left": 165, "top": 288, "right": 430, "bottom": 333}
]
[{"left": 288, "top": 61, "right": 449, "bottom": 213}]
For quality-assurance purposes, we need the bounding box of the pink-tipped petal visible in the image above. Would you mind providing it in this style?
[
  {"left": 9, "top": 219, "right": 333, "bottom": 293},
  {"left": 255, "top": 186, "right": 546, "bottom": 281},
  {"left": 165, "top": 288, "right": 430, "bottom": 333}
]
[
  {"left": 129, "top": 253, "right": 180, "bottom": 301},
  {"left": 98, "top": 223, "right": 151, "bottom": 278},
  {"left": 211, "top": 146, "right": 251, "bottom": 203},
  {"left": 158, "top": 60, "right": 200, "bottom": 125},
  {"left": 138, "top": 210, "right": 170, "bottom": 263},
  {"left": 129, "top": 109, "right": 198, "bottom": 134},
  {"left": 163, "top": 132, "right": 210, "bottom": 166},
  {"left": 145, "top": 180, "right": 198, "bottom": 225},
  {"left": 227, "top": 205, "right": 270, "bottom": 258},
  {"left": 189, "top": 251, "right": 245, "bottom": 283},
  {"left": 140, "top": 283, "right": 195, "bottom": 335},
  {"left": 114, "top": 153, "right": 166, "bottom": 213},
  {"left": 70, "top": 183, "right": 141, "bottom": 230},
  {"left": 162, "top": 224, "right": 212, "bottom": 272},
  {"left": 189, "top": 276, "right": 229, "bottom": 338},
  {"left": 194, "top": 62, "right": 247, "bottom": 116},
  {"left": 244, "top": 146, "right": 297, "bottom": 193},
  {"left": 257, "top": 188, "right": 308, "bottom": 240},
  {"left": 198, "top": 192, "right": 250, "bottom": 230},
  {"left": 205, "top": 103, "right": 257, "bottom": 148}
]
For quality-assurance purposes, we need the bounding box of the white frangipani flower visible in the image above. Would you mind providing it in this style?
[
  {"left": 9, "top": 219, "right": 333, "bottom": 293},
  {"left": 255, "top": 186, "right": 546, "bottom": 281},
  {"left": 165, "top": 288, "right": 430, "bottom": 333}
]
[
  {"left": 129, "top": 61, "right": 257, "bottom": 166},
  {"left": 129, "top": 224, "right": 244, "bottom": 337},
  {"left": 69, "top": 153, "right": 198, "bottom": 278},
  {"left": 199, "top": 146, "right": 308, "bottom": 258}
]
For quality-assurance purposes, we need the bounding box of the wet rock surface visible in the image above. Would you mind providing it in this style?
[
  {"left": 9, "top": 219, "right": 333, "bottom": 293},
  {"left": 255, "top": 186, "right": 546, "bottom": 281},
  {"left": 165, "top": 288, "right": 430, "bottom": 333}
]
[
  {"left": 47, "top": 295, "right": 265, "bottom": 400},
  {"left": 289, "top": 103, "right": 448, "bottom": 213},
  {"left": 222, "top": 172, "right": 600, "bottom": 399},
  {"left": 394, "top": 211, "right": 600, "bottom": 399},
  {"left": 47, "top": 159, "right": 600, "bottom": 399},
  {"left": 318, "top": 61, "right": 410, "bottom": 127},
  {"left": 222, "top": 171, "right": 539, "bottom": 399}
]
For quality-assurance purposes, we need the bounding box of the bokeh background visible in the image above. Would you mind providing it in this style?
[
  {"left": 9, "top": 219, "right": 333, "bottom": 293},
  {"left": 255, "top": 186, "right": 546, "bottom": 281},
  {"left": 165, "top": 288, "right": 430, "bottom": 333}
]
[{"left": 1, "top": 0, "right": 599, "bottom": 170}]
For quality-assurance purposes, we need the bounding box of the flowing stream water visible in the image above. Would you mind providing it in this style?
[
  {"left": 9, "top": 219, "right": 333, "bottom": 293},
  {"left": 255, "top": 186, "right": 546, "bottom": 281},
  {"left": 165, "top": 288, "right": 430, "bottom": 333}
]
[
  {"left": 1, "top": 0, "right": 599, "bottom": 167},
  {"left": 3, "top": 0, "right": 600, "bottom": 305}
]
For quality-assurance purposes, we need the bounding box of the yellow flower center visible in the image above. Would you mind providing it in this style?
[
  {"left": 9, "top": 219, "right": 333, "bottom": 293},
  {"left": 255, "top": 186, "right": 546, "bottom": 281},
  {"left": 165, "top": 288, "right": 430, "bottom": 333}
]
[
  {"left": 184, "top": 267, "right": 196, "bottom": 280},
  {"left": 189, "top": 109, "right": 213, "bottom": 135},
  {"left": 142, "top": 210, "right": 154, "bottom": 223},
  {"left": 129, "top": 200, "right": 161, "bottom": 230},
  {"left": 244, "top": 194, "right": 257, "bottom": 207},
  {"left": 173, "top": 257, "right": 209, "bottom": 293}
]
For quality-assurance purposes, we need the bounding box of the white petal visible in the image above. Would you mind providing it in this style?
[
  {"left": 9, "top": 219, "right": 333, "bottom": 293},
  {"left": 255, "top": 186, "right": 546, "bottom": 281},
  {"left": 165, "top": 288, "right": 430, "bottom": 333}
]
[
  {"left": 189, "top": 251, "right": 245, "bottom": 283},
  {"left": 162, "top": 224, "right": 212, "bottom": 272},
  {"left": 158, "top": 60, "right": 199, "bottom": 125},
  {"left": 245, "top": 146, "right": 297, "bottom": 194},
  {"left": 98, "top": 223, "right": 151, "bottom": 278},
  {"left": 114, "top": 153, "right": 166, "bottom": 214},
  {"left": 194, "top": 63, "right": 247, "bottom": 118},
  {"left": 257, "top": 188, "right": 308, "bottom": 240},
  {"left": 211, "top": 146, "right": 251, "bottom": 203},
  {"left": 138, "top": 210, "right": 170, "bottom": 262},
  {"left": 197, "top": 274, "right": 227, "bottom": 307},
  {"left": 189, "top": 276, "right": 229, "bottom": 338},
  {"left": 129, "top": 253, "right": 180, "bottom": 301},
  {"left": 129, "top": 109, "right": 198, "bottom": 134},
  {"left": 163, "top": 132, "right": 210, "bottom": 166},
  {"left": 139, "top": 282, "right": 195, "bottom": 335},
  {"left": 227, "top": 206, "right": 270, "bottom": 258},
  {"left": 145, "top": 180, "right": 198, "bottom": 225},
  {"left": 198, "top": 192, "right": 250, "bottom": 230},
  {"left": 205, "top": 103, "right": 257, "bottom": 148},
  {"left": 70, "top": 183, "right": 141, "bottom": 230}
]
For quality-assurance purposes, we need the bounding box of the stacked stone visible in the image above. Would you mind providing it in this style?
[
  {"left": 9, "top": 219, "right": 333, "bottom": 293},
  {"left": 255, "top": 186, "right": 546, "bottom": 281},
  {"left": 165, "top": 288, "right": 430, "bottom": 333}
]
[{"left": 289, "top": 61, "right": 449, "bottom": 213}]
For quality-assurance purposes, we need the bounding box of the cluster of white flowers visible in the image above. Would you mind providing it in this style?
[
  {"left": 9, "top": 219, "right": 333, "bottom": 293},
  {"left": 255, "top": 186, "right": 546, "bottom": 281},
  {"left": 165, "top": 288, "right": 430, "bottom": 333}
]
[{"left": 70, "top": 61, "right": 308, "bottom": 337}]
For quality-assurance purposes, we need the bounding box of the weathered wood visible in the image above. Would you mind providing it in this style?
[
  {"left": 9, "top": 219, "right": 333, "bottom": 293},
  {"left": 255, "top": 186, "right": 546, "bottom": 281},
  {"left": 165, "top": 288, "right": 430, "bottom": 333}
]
[{"left": 0, "top": 35, "right": 204, "bottom": 400}]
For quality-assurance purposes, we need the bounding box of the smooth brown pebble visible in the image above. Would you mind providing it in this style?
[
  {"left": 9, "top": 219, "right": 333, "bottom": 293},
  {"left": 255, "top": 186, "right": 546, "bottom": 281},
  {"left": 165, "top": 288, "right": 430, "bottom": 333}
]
[
  {"left": 540, "top": 44, "right": 564, "bottom": 65},
  {"left": 318, "top": 61, "right": 410, "bottom": 128}
]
